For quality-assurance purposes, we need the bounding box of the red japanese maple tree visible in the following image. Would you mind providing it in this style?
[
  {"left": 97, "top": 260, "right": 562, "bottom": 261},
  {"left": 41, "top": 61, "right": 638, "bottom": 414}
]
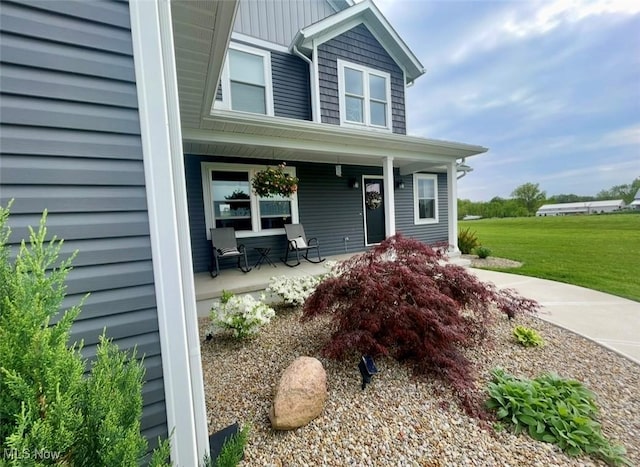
[{"left": 302, "top": 234, "right": 539, "bottom": 416}]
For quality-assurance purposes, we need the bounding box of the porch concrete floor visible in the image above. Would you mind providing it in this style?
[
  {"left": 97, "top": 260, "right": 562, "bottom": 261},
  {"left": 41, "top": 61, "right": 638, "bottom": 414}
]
[{"left": 194, "top": 253, "right": 355, "bottom": 317}]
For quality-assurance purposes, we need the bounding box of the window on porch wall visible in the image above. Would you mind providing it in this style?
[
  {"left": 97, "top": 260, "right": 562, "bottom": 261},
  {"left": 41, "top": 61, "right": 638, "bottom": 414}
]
[
  {"left": 203, "top": 163, "right": 298, "bottom": 237},
  {"left": 211, "top": 171, "right": 252, "bottom": 231},
  {"left": 413, "top": 173, "right": 439, "bottom": 224}
]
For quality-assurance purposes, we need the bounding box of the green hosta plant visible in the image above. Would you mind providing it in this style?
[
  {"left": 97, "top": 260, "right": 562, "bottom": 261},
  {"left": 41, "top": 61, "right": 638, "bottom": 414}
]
[
  {"left": 486, "top": 368, "right": 630, "bottom": 466},
  {"left": 475, "top": 246, "right": 492, "bottom": 259},
  {"left": 208, "top": 291, "right": 275, "bottom": 339},
  {"left": 458, "top": 227, "right": 480, "bottom": 254},
  {"left": 513, "top": 325, "right": 544, "bottom": 347}
]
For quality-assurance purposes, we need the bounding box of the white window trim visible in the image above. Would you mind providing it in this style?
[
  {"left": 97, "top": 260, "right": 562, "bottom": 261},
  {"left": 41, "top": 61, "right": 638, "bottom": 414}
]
[
  {"left": 212, "top": 42, "right": 274, "bottom": 116},
  {"left": 413, "top": 173, "right": 439, "bottom": 225},
  {"left": 201, "top": 162, "right": 299, "bottom": 239},
  {"left": 337, "top": 59, "right": 392, "bottom": 132}
]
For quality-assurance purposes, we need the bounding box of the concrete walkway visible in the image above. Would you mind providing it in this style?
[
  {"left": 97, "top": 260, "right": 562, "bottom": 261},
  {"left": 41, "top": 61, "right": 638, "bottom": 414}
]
[{"left": 469, "top": 269, "right": 640, "bottom": 365}]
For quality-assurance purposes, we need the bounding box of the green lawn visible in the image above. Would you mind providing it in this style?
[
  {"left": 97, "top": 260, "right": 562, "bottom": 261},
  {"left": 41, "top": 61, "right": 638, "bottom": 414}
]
[{"left": 459, "top": 213, "right": 640, "bottom": 302}]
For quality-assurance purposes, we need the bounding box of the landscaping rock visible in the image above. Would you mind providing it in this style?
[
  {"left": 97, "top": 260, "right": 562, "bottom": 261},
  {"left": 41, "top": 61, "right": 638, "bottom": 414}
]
[{"left": 269, "top": 356, "right": 327, "bottom": 430}]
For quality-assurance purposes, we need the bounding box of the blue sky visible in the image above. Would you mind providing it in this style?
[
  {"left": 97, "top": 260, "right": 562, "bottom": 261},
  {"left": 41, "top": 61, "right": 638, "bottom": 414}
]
[{"left": 373, "top": 0, "right": 640, "bottom": 201}]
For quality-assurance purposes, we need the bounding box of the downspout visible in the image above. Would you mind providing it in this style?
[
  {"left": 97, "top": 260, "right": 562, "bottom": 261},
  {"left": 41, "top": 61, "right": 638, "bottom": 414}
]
[
  {"left": 456, "top": 158, "right": 473, "bottom": 179},
  {"left": 293, "top": 44, "right": 319, "bottom": 122}
]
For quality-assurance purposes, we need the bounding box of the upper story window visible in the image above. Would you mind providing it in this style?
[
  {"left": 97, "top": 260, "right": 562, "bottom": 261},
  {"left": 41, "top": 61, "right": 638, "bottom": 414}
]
[
  {"left": 413, "top": 174, "right": 439, "bottom": 224},
  {"left": 337, "top": 60, "right": 391, "bottom": 131},
  {"left": 201, "top": 162, "right": 298, "bottom": 238},
  {"left": 214, "top": 43, "right": 274, "bottom": 116}
]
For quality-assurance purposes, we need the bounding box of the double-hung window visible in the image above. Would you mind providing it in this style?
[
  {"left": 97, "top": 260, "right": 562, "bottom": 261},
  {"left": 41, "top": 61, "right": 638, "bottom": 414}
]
[
  {"left": 214, "top": 43, "right": 274, "bottom": 115},
  {"left": 201, "top": 163, "right": 298, "bottom": 238},
  {"left": 338, "top": 60, "right": 391, "bottom": 130},
  {"left": 413, "top": 174, "right": 439, "bottom": 224}
]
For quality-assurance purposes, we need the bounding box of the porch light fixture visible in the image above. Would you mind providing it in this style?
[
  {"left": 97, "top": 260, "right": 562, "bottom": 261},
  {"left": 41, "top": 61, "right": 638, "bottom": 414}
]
[
  {"left": 358, "top": 355, "right": 379, "bottom": 390},
  {"left": 396, "top": 180, "right": 405, "bottom": 190},
  {"left": 349, "top": 178, "right": 360, "bottom": 189}
]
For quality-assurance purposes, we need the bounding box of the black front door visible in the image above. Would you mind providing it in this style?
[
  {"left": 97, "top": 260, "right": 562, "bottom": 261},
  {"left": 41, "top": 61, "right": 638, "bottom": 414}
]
[{"left": 363, "top": 177, "right": 385, "bottom": 245}]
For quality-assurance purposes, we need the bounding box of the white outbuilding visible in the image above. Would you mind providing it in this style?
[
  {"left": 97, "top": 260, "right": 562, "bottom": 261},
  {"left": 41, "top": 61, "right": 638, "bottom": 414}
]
[
  {"left": 630, "top": 189, "right": 640, "bottom": 210},
  {"left": 536, "top": 199, "right": 626, "bottom": 216}
]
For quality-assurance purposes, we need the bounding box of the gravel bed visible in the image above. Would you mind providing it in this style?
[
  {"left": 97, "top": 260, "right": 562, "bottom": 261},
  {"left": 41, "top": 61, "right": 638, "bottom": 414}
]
[
  {"left": 461, "top": 254, "right": 523, "bottom": 269},
  {"left": 199, "top": 307, "right": 639, "bottom": 466}
]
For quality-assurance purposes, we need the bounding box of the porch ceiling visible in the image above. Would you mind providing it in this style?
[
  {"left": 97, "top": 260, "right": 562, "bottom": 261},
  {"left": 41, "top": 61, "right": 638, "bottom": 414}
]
[{"left": 182, "top": 111, "right": 488, "bottom": 172}]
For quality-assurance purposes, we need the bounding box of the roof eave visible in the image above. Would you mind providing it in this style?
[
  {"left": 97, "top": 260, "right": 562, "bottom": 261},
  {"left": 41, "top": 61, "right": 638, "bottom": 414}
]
[{"left": 194, "top": 110, "right": 488, "bottom": 160}]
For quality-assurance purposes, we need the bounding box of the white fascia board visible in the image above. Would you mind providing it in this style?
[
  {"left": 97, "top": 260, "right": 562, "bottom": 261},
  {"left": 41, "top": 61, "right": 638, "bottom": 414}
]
[
  {"left": 187, "top": 126, "right": 454, "bottom": 163},
  {"left": 231, "top": 32, "right": 290, "bottom": 53},
  {"left": 130, "top": 1, "right": 209, "bottom": 464},
  {"left": 201, "top": 0, "right": 239, "bottom": 119},
  {"left": 198, "top": 111, "right": 488, "bottom": 158}
]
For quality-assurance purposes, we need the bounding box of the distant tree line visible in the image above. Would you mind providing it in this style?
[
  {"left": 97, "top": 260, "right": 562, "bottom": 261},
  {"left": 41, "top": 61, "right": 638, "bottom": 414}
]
[{"left": 458, "top": 177, "right": 640, "bottom": 219}]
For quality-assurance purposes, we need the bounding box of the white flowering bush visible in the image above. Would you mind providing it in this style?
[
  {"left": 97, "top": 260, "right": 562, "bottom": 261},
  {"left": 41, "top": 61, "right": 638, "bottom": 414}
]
[
  {"left": 208, "top": 291, "right": 275, "bottom": 339},
  {"left": 266, "top": 261, "right": 340, "bottom": 307}
]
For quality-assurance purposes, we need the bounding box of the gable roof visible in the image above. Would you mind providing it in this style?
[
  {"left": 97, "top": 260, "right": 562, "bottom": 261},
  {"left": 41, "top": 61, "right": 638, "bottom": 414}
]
[{"left": 291, "top": 0, "right": 425, "bottom": 84}]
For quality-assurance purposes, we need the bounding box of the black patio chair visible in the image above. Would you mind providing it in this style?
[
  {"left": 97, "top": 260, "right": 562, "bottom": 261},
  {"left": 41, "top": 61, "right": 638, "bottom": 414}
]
[
  {"left": 282, "top": 223, "right": 324, "bottom": 267},
  {"left": 210, "top": 228, "right": 251, "bottom": 278}
]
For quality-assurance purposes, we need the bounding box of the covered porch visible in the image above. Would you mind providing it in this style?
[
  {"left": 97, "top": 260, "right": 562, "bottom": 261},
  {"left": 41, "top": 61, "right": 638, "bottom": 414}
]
[{"left": 183, "top": 111, "right": 487, "bottom": 276}]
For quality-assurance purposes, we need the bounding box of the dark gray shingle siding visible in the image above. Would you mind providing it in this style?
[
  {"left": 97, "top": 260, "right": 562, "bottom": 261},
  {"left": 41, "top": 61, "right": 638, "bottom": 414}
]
[
  {"left": 317, "top": 23, "right": 406, "bottom": 134},
  {"left": 272, "top": 51, "right": 312, "bottom": 120},
  {"left": 0, "top": 0, "right": 166, "bottom": 447}
]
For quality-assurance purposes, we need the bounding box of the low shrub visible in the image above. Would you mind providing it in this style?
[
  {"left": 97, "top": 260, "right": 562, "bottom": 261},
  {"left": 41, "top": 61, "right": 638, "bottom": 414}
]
[
  {"left": 513, "top": 325, "right": 544, "bottom": 347},
  {"left": 266, "top": 275, "right": 322, "bottom": 307},
  {"left": 208, "top": 291, "right": 275, "bottom": 339},
  {"left": 475, "top": 246, "right": 492, "bottom": 259},
  {"left": 487, "top": 368, "right": 629, "bottom": 465},
  {"left": 302, "top": 234, "right": 539, "bottom": 417},
  {"left": 266, "top": 261, "right": 338, "bottom": 307},
  {"left": 458, "top": 227, "right": 480, "bottom": 254}
]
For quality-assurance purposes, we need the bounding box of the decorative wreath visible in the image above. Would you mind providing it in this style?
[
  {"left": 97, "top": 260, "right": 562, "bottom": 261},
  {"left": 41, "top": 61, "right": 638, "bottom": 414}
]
[{"left": 365, "top": 191, "right": 382, "bottom": 210}]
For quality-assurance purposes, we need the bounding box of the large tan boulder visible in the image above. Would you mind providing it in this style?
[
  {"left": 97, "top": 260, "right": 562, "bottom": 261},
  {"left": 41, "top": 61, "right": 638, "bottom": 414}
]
[{"left": 269, "top": 356, "right": 327, "bottom": 430}]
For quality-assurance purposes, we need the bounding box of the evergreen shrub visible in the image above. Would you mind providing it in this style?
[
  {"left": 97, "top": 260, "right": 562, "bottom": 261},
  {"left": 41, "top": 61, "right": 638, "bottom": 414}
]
[{"left": 0, "top": 205, "right": 169, "bottom": 466}]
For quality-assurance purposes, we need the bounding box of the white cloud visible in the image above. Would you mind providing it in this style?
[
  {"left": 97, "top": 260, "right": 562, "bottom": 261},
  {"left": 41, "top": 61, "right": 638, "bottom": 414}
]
[
  {"left": 449, "top": 0, "right": 640, "bottom": 64},
  {"left": 505, "top": 0, "right": 640, "bottom": 38}
]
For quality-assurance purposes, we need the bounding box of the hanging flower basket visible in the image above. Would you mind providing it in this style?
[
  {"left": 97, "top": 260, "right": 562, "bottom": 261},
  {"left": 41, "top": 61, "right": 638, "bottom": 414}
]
[
  {"left": 251, "top": 163, "right": 299, "bottom": 198},
  {"left": 365, "top": 191, "right": 382, "bottom": 210}
]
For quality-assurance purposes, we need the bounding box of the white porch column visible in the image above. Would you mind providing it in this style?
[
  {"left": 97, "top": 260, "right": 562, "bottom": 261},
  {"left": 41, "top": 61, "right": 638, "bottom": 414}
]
[
  {"left": 447, "top": 160, "right": 459, "bottom": 254},
  {"left": 383, "top": 156, "right": 396, "bottom": 237}
]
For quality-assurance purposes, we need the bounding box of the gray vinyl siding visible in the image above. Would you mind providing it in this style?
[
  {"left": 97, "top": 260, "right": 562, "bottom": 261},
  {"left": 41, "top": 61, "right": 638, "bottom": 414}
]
[
  {"left": 317, "top": 23, "right": 406, "bottom": 134},
  {"left": 272, "top": 51, "right": 312, "bottom": 121},
  {"left": 233, "top": 0, "right": 338, "bottom": 47},
  {"left": 395, "top": 172, "right": 449, "bottom": 244},
  {"left": 0, "top": 0, "right": 166, "bottom": 449},
  {"left": 187, "top": 156, "right": 448, "bottom": 273}
]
